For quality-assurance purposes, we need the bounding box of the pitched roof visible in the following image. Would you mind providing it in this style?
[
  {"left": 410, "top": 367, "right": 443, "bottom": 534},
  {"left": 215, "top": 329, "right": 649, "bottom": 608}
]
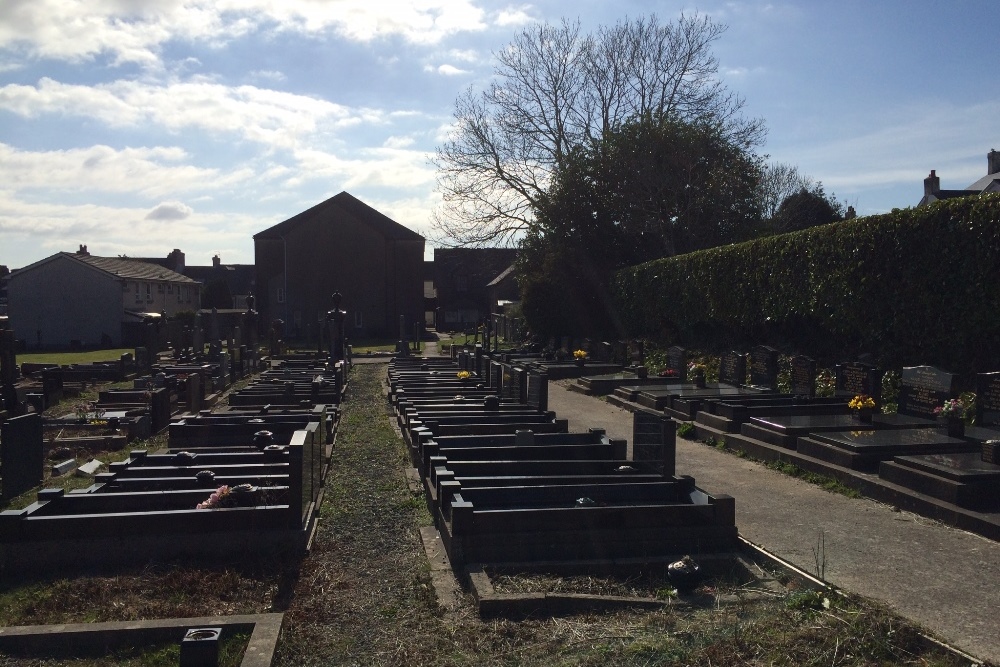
[
  {"left": 14, "top": 252, "right": 198, "bottom": 283},
  {"left": 254, "top": 191, "right": 424, "bottom": 242}
]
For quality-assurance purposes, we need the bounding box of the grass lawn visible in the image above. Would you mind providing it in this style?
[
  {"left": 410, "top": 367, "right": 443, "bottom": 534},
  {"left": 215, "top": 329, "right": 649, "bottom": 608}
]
[{"left": 18, "top": 348, "right": 134, "bottom": 366}]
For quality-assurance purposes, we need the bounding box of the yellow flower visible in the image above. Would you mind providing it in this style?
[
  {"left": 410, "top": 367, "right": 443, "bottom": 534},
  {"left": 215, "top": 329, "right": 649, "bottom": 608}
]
[
  {"left": 573, "top": 349, "right": 587, "bottom": 359},
  {"left": 456, "top": 370, "right": 471, "bottom": 379},
  {"left": 848, "top": 395, "right": 875, "bottom": 410}
]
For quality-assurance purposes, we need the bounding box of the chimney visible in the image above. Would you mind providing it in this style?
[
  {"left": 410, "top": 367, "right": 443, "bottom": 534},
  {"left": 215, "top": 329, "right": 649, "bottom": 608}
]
[
  {"left": 167, "top": 249, "right": 185, "bottom": 273},
  {"left": 923, "top": 170, "right": 940, "bottom": 197},
  {"left": 989, "top": 149, "right": 1000, "bottom": 176},
  {"left": 212, "top": 254, "right": 221, "bottom": 268},
  {"left": 76, "top": 244, "right": 90, "bottom": 256}
]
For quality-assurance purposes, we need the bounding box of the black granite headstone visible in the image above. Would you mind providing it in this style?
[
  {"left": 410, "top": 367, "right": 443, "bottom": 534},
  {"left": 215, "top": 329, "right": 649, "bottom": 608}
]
[
  {"left": 898, "top": 366, "right": 958, "bottom": 420},
  {"left": 667, "top": 346, "right": 687, "bottom": 382},
  {"left": 835, "top": 361, "right": 881, "bottom": 404},
  {"left": 976, "top": 372, "right": 1000, "bottom": 427},
  {"left": 749, "top": 346, "right": 779, "bottom": 390},
  {"left": 1, "top": 413, "right": 44, "bottom": 500},
  {"left": 790, "top": 355, "right": 817, "bottom": 398},
  {"left": 719, "top": 351, "right": 746, "bottom": 387}
]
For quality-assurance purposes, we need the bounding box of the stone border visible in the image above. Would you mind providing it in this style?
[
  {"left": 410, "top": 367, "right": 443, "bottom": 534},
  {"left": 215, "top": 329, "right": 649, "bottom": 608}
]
[
  {"left": 465, "top": 544, "right": 794, "bottom": 619},
  {"left": 0, "top": 613, "right": 283, "bottom": 666}
]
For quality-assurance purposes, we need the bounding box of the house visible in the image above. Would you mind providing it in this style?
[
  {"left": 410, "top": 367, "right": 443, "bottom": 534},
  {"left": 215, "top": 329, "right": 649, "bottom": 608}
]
[
  {"left": 6, "top": 246, "right": 201, "bottom": 349},
  {"left": 919, "top": 149, "right": 1000, "bottom": 206},
  {"left": 432, "top": 248, "right": 518, "bottom": 331},
  {"left": 254, "top": 192, "right": 425, "bottom": 341},
  {"left": 134, "top": 249, "right": 256, "bottom": 310}
]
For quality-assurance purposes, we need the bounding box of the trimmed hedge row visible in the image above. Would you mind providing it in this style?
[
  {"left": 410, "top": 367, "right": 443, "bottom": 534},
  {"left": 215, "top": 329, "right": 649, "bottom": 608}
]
[{"left": 613, "top": 194, "right": 1000, "bottom": 372}]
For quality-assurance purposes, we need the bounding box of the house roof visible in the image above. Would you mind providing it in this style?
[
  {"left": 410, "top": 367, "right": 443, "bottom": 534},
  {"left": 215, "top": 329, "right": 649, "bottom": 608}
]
[
  {"left": 254, "top": 191, "right": 424, "bottom": 242},
  {"left": 13, "top": 252, "right": 198, "bottom": 283},
  {"left": 965, "top": 173, "right": 1000, "bottom": 192},
  {"left": 184, "top": 264, "right": 256, "bottom": 294}
]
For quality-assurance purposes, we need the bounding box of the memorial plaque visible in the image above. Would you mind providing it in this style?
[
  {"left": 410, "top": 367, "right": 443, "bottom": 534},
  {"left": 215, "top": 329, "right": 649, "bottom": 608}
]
[
  {"left": 667, "top": 346, "right": 687, "bottom": 382},
  {"left": 790, "top": 355, "right": 816, "bottom": 398},
  {"left": 897, "top": 366, "right": 957, "bottom": 419},
  {"left": 976, "top": 372, "right": 1000, "bottom": 427},
  {"left": 835, "top": 361, "right": 881, "bottom": 404},
  {"left": 719, "top": 351, "right": 746, "bottom": 387},
  {"left": 749, "top": 346, "right": 779, "bottom": 390}
]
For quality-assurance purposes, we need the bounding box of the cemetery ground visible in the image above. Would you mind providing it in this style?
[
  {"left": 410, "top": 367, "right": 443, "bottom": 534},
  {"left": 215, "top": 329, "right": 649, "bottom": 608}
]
[{"left": 0, "top": 362, "right": 990, "bottom": 666}]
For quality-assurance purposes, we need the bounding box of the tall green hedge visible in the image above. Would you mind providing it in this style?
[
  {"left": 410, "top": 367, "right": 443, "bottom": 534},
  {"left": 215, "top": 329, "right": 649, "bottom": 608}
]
[{"left": 613, "top": 194, "right": 1000, "bottom": 371}]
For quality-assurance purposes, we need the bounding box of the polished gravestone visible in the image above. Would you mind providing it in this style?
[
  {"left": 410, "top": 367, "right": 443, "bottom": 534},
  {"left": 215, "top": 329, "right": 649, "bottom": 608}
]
[
  {"left": 740, "top": 412, "right": 933, "bottom": 449},
  {"left": 798, "top": 427, "right": 977, "bottom": 472},
  {"left": 879, "top": 452, "right": 1000, "bottom": 510}
]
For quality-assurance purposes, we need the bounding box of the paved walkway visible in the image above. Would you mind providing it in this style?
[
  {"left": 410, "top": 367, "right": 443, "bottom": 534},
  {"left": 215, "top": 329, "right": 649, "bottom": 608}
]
[{"left": 547, "top": 381, "right": 1000, "bottom": 664}]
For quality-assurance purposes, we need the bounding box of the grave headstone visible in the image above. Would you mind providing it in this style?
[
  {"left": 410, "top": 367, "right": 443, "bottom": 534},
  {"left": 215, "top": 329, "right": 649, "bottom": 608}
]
[
  {"left": 134, "top": 347, "right": 150, "bottom": 374},
  {"left": 667, "top": 346, "right": 687, "bottom": 382},
  {"left": 790, "top": 355, "right": 817, "bottom": 398},
  {"left": 897, "top": 366, "right": 958, "bottom": 419},
  {"left": 749, "top": 346, "right": 780, "bottom": 390},
  {"left": 976, "top": 372, "right": 1000, "bottom": 427},
  {"left": 835, "top": 361, "right": 881, "bottom": 404},
  {"left": 192, "top": 312, "right": 204, "bottom": 354},
  {"left": 209, "top": 307, "right": 222, "bottom": 350},
  {"left": 719, "top": 351, "right": 746, "bottom": 387},
  {"left": 526, "top": 371, "right": 548, "bottom": 412},
  {"left": 629, "top": 340, "right": 645, "bottom": 367},
  {"left": 1, "top": 412, "right": 44, "bottom": 500}
]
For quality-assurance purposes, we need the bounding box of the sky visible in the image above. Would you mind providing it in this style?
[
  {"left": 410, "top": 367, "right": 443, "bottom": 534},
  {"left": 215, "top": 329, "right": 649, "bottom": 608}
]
[{"left": 1, "top": 0, "right": 998, "bottom": 270}]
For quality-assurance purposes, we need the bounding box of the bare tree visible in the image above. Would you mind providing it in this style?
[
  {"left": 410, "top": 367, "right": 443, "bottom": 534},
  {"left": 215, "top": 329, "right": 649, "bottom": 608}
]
[
  {"left": 757, "top": 162, "right": 813, "bottom": 221},
  {"left": 432, "top": 14, "right": 766, "bottom": 246}
]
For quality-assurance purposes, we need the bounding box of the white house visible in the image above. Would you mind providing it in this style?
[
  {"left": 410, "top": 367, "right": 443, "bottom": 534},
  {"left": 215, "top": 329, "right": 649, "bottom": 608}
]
[{"left": 7, "top": 246, "right": 201, "bottom": 349}]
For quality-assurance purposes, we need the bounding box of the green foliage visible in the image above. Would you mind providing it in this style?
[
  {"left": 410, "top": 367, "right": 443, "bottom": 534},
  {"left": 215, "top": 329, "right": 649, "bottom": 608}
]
[
  {"left": 767, "top": 183, "right": 844, "bottom": 235},
  {"left": 613, "top": 194, "right": 1000, "bottom": 371},
  {"left": 676, "top": 422, "right": 696, "bottom": 439}
]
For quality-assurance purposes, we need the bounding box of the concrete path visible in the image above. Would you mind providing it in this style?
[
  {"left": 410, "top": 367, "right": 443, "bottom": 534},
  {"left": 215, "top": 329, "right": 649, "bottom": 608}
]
[{"left": 547, "top": 380, "right": 1000, "bottom": 664}]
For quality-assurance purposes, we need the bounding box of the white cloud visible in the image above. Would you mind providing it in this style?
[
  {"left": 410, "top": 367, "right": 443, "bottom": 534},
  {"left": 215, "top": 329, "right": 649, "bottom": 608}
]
[
  {"left": 0, "top": 194, "right": 263, "bottom": 263},
  {"left": 145, "top": 201, "right": 194, "bottom": 220},
  {"left": 0, "top": 0, "right": 489, "bottom": 67},
  {"left": 425, "top": 63, "right": 470, "bottom": 76},
  {"left": 494, "top": 6, "right": 535, "bottom": 27},
  {"left": 0, "top": 143, "right": 250, "bottom": 198},
  {"left": 0, "top": 77, "right": 386, "bottom": 151}
]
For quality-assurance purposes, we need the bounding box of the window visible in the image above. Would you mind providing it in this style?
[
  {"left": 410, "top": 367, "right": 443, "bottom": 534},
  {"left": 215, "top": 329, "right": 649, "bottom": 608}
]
[
  {"left": 145, "top": 283, "right": 152, "bottom": 301},
  {"left": 354, "top": 311, "right": 363, "bottom": 328},
  {"left": 158, "top": 283, "right": 164, "bottom": 293},
  {"left": 184, "top": 286, "right": 191, "bottom": 303},
  {"left": 276, "top": 287, "right": 286, "bottom": 303},
  {"left": 167, "top": 284, "right": 173, "bottom": 294},
  {"left": 177, "top": 287, "right": 182, "bottom": 303}
]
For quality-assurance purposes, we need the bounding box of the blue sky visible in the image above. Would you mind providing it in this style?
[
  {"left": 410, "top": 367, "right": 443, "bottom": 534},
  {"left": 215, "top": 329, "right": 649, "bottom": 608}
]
[{"left": 1, "top": 0, "right": 997, "bottom": 269}]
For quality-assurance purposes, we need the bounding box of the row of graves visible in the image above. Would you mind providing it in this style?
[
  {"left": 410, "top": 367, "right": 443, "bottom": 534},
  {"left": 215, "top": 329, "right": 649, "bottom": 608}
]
[
  {"left": 0, "top": 331, "right": 347, "bottom": 575},
  {"left": 602, "top": 345, "right": 1000, "bottom": 539},
  {"left": 388, "top": 347, "right": 812, "bottom": 617}
]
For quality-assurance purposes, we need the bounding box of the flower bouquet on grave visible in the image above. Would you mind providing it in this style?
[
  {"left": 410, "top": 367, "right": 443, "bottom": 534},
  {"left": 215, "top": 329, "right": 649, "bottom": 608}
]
[
  {"left": 658, "top": 369, "right": 678, "bottom": 378},
  {"left": 456, "top": 370, "right": 471, "bottom": 380},
  {"left": 573, "top": 349, "right": 587, "bottom": 366},
  {"left": 934, "top": 399, "right": 967, "bottom": 437},
  {"left": 197, "top": 485, "right": 235, "bottom": 509},
  {"left": 848, "top": 394, "right": 876, "bottom": 423},
  {"left": 689, "top": 363, "right": 707, "bottom": 388}
]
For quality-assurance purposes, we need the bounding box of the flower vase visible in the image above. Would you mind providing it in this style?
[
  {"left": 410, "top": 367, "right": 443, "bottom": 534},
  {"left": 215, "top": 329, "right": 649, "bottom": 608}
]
[
  {"left": 856, "top": 408, "right": 873, "bottom": 424},
  {"left": 575, "top": 358, "right": 585, "bottom": 368},
  {"left": 946, "top": 417, "right": 964, "bottom": 439}
]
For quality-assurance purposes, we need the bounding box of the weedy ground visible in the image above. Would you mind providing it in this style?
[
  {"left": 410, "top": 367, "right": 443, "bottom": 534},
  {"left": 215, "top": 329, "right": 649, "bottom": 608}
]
[{"left": 0, "top": 364, "right": 986, "bottom": 666}]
